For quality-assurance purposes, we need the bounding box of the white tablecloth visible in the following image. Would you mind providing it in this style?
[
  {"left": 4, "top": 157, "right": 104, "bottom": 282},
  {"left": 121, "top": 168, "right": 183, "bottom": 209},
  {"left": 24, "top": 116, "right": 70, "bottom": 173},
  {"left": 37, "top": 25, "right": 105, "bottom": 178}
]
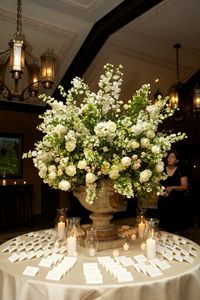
[{"left": 0, "top": 230, "right": 200, "bottom": 300}]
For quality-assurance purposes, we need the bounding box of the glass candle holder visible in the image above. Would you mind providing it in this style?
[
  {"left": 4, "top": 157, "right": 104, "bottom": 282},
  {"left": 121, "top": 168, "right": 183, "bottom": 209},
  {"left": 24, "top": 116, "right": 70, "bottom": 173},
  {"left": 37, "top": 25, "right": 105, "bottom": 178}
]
[{"left": 85, "top": 227, "right": 98, "bottom": 256}]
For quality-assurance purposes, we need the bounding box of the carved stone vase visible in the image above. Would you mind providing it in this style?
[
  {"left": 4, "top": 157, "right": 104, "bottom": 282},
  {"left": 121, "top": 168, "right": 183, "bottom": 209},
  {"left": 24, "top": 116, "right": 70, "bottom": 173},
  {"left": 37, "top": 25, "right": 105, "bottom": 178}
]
[{"left": 73, "top": 179, "right": 127, "bottom": 250}]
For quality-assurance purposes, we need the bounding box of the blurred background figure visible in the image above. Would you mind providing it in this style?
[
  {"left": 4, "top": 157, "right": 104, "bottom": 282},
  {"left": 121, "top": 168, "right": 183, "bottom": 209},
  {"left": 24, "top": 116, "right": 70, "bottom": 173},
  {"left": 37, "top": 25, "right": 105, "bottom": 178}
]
[{"left": 158, "top": 149, "right": 191, "bottom": 233}]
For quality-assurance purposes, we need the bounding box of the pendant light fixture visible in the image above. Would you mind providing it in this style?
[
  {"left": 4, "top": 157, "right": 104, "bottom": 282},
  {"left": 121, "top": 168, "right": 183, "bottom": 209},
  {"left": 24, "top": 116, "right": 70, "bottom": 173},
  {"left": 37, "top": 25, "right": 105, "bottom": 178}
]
[
  {"left": 0, "top": 0, "right": 56, "bottom": 101},
  {"left": 168, "top": 43, "right": 182, "bottom": 109},
  {"left": 193, "top": 85, "right": 200, "bottom": 111}
]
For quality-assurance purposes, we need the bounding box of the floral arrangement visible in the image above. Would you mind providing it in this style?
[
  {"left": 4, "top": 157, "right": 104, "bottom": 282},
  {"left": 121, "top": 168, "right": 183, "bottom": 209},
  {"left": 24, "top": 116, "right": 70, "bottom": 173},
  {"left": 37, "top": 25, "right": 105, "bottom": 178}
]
[{"left": 23, "top": 63, "right": 186, "bottom": 205}]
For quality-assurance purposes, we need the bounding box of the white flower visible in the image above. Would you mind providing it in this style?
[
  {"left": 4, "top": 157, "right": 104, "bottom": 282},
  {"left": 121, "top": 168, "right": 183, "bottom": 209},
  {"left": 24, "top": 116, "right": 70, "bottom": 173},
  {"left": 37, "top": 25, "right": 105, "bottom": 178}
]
[
  {"left": 65, "top": 141, "right": 76, "bottom": 152},
  {"left": 121, "top": 156, "right": 131, "bottom": 167},
  {"left": 85, "top": 172, "right": 96, "bottom": 184},
  {"left": 131, "top": 140, "right": 140, "bottom": 149},
  {"left": 107, "top": 120, "right": 116, "bottom": 132},
  {"left": 139, "top": 169, "right": 152, "bottom": 183},
  {"left": 140, "top": 137, "right": 150, "bottom": 148},
  {"left": 132, "top": 160, "right": 141, "bottom": 170},
  {"left": 151, "top": 145, "right": 161, "bottom": 154},
  {"left": 24, "top": 63, "right": 186, "bottom": 206},
  {"left": 58, "top": 180, "right": 71, "bottom": 191},
  {"left": 155, "top": 161, "right": 164, "bottom": 173},
  {"left": 77, "top": 160, "right": 87, "bottom": 169},
  {"left": 49, "top": 171, "right": 57, "bottom": 180},
  {"left": 65, "top": 165, "right": 76, "bottom": 176},
  {"left": 109, "top": 169, "right": 120, "bottom": 180}
]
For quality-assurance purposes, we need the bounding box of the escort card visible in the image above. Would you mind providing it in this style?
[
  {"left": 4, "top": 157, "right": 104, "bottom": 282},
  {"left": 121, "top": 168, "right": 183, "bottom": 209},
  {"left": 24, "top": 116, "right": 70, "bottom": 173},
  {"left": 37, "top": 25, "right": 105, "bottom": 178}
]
[
  {"left": 39, "top": 256, "right": 54, "bottom": 267},
  {"left": 145, "top": 265, "right": 162, "bottom": 277},
  {"left": 18, "top": 251, "right": 27, "bottom": 261},
  {"left": 8, "top": 253, "right": 19, "bottom": 263},
  {"left": 46, "top": 268, "right": 63, "bottom": 281},
  {"left": 163, "top": 252, "right": 173, "bottom": 261},
  {"left": 183, "top": 255, "right": 194, "bottom": 264},
  {"left": 23, "top": 266, "right": 39, "bottom": 277},
  {"left": 133, "top": 254, "right": 147, "bottom": 263}
]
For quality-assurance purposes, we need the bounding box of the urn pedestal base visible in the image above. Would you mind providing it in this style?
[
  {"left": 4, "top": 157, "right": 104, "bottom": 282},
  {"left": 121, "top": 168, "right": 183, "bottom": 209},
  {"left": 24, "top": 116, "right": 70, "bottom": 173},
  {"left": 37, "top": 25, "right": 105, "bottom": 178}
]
[{"left": 73, "top": 179, "right": 127, "bottom": 251}]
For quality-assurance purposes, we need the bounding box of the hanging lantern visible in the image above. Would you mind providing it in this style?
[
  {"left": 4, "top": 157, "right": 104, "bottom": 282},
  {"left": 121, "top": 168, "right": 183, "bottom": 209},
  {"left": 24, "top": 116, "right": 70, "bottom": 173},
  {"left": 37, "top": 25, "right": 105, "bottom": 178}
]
[
  {"left": 40, "top": 50, "right": 55, "bottom": 89},
  {"left": 168, "top": 43, "right": 182, "bottom": 109}
]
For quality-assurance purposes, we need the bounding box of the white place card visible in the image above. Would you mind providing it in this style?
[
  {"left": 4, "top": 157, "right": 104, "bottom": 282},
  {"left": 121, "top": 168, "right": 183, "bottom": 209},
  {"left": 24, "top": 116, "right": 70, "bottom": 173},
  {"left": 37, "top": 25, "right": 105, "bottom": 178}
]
[
  {"left": 1, "top": 246, "right": 9, "bottom": 253},
  {"left": 165, "top": 248, "right": 173, "bottom": 256},
  {"left": 85, "top": 276, "right": 103, "bottom": 284},
  {"left": 43, "top": 249, "right": 51, "bottom": 257},
  {"left": 59, "top": 246, "right": 67, "bottom": 254},
  {"left": 8, "top": 253, "right": 19, "bottom": 263},
  {"left": 23, "top": 266, "right": 39, "bottom": 277},
  {"left": 163, "top": 252, "right": 173, "bottom": 261},
  {"left": 149, "top": 258, "right": 160, "bottom": 266},
  {"left": 116, "top": 271, "right": 134, "bottom": 282},
  {"left": 145, "top": 265, "right": 162, "bottom": 277},
  {"left": 46, "top": 268, "right": 63, "bottom": 281},
  {"left": 157, "top": 260, "right": 171, "bottom": 270},
  {"left": 133, "top": 254, "right": 147, "bottom": 263},
  {"left": 183, "top": 255, "right": 194, "bottom": 264},
  {"left": 36, "top": 249, "right": 44, "bottom": 258},
  {"left": 8, "top": 246, "right": 17, "bottom": 253},
  {"left": 17, "top": 245, "right": 25, "bottom": 253},
  {"left": 179, "top": 248, "right": 189, "bottom": 256},
  {"left": 34, "top": 245, "right": 42, "bottom": 252},
  {"left": 174, "top": 253, "right": 183, "bottom": 262},
  {"left": 180, "top": 238, "right": 187, "bottom": 245},
  {"left": 132, "top": 263, "right": 141, "bottom": 273},
  {"left": 27, "top": 251, "right": 36, "bottom": 260},
  {"left": 28, "top": 232, "right": 34, "bottom": 237},
  {"left": 118, "top": 256, "right": 134, "bottom": 267},
  {"left": 26, "top": 245, "right": 34, "bottom": 252},
  {"left": 189, "top": 250, "right": 198, "bottom": 257},
  {"left": 39, "top": 256, "right": 54, "bottom": 267},
  {"left": 19, "top": 251, "right": 27, "bottom": 261}
]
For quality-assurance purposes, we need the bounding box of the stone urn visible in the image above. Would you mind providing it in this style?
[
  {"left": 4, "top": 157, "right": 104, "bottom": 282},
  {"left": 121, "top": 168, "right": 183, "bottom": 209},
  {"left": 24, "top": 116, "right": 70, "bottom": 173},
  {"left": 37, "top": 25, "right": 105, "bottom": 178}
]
[{"left": 73, "top": 179, "right": 127, "bottom": 250}]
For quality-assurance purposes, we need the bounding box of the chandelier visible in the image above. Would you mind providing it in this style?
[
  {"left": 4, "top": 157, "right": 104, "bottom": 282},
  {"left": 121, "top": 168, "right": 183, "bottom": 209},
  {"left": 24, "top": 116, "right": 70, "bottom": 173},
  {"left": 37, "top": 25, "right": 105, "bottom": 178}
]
[
  {"left": 0, "top": 0, "right": 56, "bottom": 101},
  {"left": 168, "top": 43, "right": 182, "bottom": 109}
]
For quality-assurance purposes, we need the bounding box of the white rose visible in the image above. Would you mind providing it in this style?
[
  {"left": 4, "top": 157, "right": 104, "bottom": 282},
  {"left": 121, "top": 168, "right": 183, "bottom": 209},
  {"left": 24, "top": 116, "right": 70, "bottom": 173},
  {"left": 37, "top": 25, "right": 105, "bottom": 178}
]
[
  {"left": 65, "top": 165, "right": 76, "bottom": 176},
  {"left": 151, "top": 145, "right": 161, "bottom": 154},
  {"left": 140, "top": 138, "right": 150, "bottom": 148},
  {"left": 107, "top": 121, "right": 116, "bottom": 133},
  {"left": 56, "top": 124, "right": 67, "bottom": 135},
  {"left": 48, "top": 165, "right": 56, "bottom": 172},
  {"left": 146, "top": 130, "right": 155, "bottom": 139},
  {"left": 77, "top": 160, "right": 87, "bottom": 169},
  {"left": 155, "top": 161, "right": 164, "bottom": 173},
  {"left": 58, "top": 180, "right": 71, "bottom": 191},
  {"left": 131, "top": 140, "right": 140, "bottom": 149},
  {"left": 121, "top": 156, "right": 131, "bottom": 167},
  {"left": 109, "top": 169, "right": 120, "bottom": 180},
  {"left": 139, "top": 169, "right": 152, "bottom": 183},
  {"left": 65, "top": 141, "right": 76, "bottom": 152},
  {"left": 85, "top": 173, "right": 96, "bottom": 184},
  {"left": 48, "top": 171, "right": 57, "bottom": 180},
  {"left": 132, "top": 154, "right": 138, "bottom": 160},
  {"left": 132, "top": 161, "right": 141, "bottom": 170}
]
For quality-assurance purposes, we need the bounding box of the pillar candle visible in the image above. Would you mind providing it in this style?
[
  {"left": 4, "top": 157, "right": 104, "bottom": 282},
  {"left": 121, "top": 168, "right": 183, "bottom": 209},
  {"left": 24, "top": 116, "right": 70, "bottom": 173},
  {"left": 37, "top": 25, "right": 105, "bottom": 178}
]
[
  {"left": 67, "top": 236, "right": 77, "bottom": 256},
  {"left": 138, "top": 222, "right": 145, "bottom": 239},
  {"left": 146, "top": 237, "right": 156, "bottom": 259},
  {"left": 89, "top": 247, "right": 96, "bottom": 257},
  {"left": 57, "top": 221, "right": 66, "bottom": 239}
]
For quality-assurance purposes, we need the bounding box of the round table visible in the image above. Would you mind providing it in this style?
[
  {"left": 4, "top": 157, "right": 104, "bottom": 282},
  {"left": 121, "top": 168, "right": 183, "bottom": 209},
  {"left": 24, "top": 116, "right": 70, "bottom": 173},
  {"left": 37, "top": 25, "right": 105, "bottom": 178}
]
[{"left": 0, "top": 229, "right": 200, "bottom": 300}]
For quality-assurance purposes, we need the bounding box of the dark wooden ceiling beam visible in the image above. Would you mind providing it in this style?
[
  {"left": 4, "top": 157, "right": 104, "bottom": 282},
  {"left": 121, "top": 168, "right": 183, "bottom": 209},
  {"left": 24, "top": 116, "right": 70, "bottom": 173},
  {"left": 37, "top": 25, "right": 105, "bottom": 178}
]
[{"left": 53, "top": 0, "right": 164, "bottom": 99}]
